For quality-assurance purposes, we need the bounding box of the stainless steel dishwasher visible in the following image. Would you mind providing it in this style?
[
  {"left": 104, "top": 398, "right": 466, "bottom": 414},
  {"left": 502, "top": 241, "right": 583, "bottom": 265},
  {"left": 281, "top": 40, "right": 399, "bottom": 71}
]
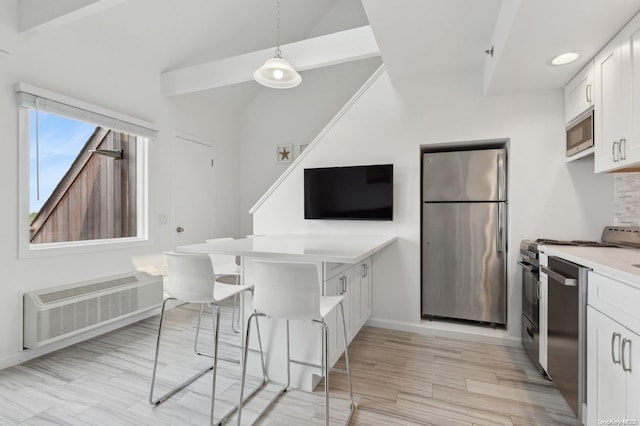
[{"left": 541, "top": 256, "right": 589, "bottom": 421}]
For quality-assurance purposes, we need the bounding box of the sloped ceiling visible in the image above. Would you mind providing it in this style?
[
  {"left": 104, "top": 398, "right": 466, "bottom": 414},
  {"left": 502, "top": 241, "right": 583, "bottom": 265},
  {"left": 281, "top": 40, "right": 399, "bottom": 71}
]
[
  {"left": 28, "top": 0, "right": 369, "bottom": 74},
  {"left": 362, "top": 0, "right": 501, "bottom": 79},
  {"left": 8, "top": 0, "right": 640, "bottom": 96},
  {"left": 362, "top": 0, "right": 640, "bottom": 93},
  {"left": 484, "top": 0, "right": 640, "bottom": 94}
]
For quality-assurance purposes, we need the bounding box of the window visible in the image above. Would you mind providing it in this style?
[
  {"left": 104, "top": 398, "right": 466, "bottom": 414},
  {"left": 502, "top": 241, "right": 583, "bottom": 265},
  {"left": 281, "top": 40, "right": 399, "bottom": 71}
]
[{"left": 17, "top": 83, "right": 156, "bottom": 255}]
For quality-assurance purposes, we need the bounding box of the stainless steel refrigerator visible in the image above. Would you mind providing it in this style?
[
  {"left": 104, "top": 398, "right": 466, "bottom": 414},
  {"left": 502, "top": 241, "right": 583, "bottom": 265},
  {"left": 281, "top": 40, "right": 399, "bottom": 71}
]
[{"left": 421, "top": 148, "right": 507, "bottom": 325}]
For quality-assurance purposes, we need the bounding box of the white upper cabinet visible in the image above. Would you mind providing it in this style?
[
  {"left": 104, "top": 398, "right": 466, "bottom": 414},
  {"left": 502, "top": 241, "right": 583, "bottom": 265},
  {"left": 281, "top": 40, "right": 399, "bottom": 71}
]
[
  {"left": 594, "top": 12, "right": 640, "bottom": 172},
  {"left": 627, "top": 25, "right": 640, "bottom": 167},
  {"left": 564, "top": 61, "right": 594, "bottom": 124}
]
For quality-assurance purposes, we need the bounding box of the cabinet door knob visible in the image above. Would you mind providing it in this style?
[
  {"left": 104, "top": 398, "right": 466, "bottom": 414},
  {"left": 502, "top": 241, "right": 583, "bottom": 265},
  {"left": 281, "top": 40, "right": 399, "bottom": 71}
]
[
  {"left": 612, "top": 332, "right": 622, "bottom": 364},
  {"left": 586, "top": 84, "right": 592, "bottom": 103},
  {"left": 176, "top": 226, "right": 184, "bottom": 233},
  {"left": 622, "top": 338, "right": 632, "bottom": 372},
  {"left": 619, "top": 138, "right": 627, "bottom": 161},
  {"left": 612, "top": 141, "right": 619, "bottom": 162}
]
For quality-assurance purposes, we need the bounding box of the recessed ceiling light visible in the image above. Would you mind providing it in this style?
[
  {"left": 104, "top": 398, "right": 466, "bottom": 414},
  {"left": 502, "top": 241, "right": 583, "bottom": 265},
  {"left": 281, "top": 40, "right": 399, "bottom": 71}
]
[{"left": 550, "top": 52, "right": 579, "bottom": 66}]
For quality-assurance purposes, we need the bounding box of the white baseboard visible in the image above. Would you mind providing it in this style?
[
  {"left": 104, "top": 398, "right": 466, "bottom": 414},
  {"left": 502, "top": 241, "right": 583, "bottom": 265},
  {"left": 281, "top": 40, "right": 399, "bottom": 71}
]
[{"left": 365, "top": 317, "right": 522, "bottom": 348}]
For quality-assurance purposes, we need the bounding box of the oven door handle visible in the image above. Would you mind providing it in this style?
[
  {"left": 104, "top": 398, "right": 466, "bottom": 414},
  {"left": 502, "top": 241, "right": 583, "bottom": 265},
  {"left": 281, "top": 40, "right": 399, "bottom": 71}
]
[
  {"left": 517, "top": 261, "right": 534, "bottom": 272},
  {"left": 540, "top": 265, "right": 577, "bottom": 286}
]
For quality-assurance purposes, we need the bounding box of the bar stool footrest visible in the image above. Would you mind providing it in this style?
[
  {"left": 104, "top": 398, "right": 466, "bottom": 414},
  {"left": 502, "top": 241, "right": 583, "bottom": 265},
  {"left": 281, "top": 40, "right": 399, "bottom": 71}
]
[
  {"left": 150, "top": 365, "right": 213, "bottom": 406},
  {"left": 213, "top": 379, "right": 270, "bottom": 426}
]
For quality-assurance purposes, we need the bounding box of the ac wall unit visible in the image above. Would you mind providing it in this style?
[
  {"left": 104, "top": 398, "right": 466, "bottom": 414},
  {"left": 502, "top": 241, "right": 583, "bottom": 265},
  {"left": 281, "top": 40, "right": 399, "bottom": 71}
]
[{"left": 24, "top": 271, "right": 163, "bottom": 349}]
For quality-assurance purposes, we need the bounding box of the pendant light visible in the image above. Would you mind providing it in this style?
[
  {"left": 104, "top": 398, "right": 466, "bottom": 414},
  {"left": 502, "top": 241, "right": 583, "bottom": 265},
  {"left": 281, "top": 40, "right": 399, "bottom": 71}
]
[{"left": 254, "top": 0, "right": 302, "bottom": 89}]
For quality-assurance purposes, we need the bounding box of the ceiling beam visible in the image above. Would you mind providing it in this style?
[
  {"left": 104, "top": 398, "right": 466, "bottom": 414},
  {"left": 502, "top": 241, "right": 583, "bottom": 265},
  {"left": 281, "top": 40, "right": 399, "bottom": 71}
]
[
  {"left": 19, "top": 0, "right": 129, "bottom": 35},
  {"left": 160, "top": 26, "right": 380, "bottom": 96}
]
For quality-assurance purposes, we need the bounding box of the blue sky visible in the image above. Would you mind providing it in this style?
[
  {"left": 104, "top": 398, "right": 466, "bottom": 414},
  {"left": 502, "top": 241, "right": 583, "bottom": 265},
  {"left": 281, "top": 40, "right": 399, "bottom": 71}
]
[{"left": 29, "top": 110, "right": 96, "bottom": 213}]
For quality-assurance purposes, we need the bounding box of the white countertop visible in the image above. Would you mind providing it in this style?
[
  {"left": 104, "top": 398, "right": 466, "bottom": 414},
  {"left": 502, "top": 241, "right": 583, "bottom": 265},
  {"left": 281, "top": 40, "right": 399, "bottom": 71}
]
[
  {"left": 177, "top": 234, "right": 397, "bottom": 264},
  {"left": 539, "top": 245, "right": 640, "bottom": 286}
]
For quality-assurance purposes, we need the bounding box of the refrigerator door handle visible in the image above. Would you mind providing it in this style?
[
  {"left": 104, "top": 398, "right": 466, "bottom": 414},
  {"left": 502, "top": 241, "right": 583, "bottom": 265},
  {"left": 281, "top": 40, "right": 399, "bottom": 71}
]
[
  {"left": 497, "top": 151, "right": 505, "bottom": 201},
  {"left": 497, "top": 203, "right": 504, "bottom": 253}
]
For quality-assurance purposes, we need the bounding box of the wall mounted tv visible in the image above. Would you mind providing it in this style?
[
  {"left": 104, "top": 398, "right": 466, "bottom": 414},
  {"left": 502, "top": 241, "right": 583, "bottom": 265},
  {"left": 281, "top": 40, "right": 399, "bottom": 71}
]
[{"left": 304, "top": 164, "right": 393, "bottom": 221}]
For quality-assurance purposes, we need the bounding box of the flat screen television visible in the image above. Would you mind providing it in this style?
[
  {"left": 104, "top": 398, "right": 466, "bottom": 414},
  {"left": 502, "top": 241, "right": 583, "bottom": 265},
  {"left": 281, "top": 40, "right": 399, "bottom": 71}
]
[{"left": 304, "top": 164, "right": 393, "bottom": 221}]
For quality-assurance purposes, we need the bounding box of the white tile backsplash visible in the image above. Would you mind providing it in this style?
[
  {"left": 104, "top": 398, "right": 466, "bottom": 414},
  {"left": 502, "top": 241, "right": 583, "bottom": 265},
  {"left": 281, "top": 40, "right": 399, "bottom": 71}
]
[{"left": 614, "top": 172, "right": 640, "bottom": 226}]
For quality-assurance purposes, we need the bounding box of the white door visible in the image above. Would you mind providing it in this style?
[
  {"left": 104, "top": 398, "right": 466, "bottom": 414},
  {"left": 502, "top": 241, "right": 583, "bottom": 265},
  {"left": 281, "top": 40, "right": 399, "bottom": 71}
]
[
  {"left": 587, "top": 306, "right": 626, "bottom": 424},
  {"left": 625, "top": 328, "right": 640, "bottom": 420},
  {"left": 171, "top": 134, "right": 215, "bottom": 248}
]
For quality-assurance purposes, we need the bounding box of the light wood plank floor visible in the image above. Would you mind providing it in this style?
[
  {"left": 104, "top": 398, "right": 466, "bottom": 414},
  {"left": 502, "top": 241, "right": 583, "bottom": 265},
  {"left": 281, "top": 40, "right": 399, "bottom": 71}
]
[{"left": 0, "top": 304, "right": 580, "bottom": 425}]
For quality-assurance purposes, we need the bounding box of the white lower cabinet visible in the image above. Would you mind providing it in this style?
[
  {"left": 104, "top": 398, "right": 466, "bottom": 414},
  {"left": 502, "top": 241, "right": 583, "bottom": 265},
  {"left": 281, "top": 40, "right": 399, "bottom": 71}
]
[
  {"left": 325, "top": 264, "right": 352, "bottom": 365},
  {"left": 587, "top": 306, "right": 640, "bottom": 424},
  {"left": 587, "top": 271, "right": 640, "bottom": 425},
  {"left": 324, "top": 257, "right": 372, "bottom": 366},
  {"left": 353, "top": 258, "right": 372, "bottom": 333}
]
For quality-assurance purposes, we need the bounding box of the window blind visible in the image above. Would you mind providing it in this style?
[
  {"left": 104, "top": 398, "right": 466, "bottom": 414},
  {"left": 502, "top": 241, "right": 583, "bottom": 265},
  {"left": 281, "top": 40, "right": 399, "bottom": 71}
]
[{"left": 16, "top": 85, "right": 158, "bottom": 139}]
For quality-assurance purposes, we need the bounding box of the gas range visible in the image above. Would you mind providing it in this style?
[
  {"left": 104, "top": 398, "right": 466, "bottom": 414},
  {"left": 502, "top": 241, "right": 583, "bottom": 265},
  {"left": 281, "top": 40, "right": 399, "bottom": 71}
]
[
  {"left": 518, "top": 226, "right": 640, "bottom": 382},
  {"left": 534, "top": 239, "right": 620, "bottom": 248},
  {"left": 532, "top": 226, "right": 640, "bottom": 250}
]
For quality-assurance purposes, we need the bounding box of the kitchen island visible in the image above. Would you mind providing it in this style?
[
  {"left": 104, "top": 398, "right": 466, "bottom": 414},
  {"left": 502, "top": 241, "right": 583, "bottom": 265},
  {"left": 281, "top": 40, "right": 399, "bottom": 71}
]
[{"left": 177, "top": 233, "right": 397, "bottom": 391}]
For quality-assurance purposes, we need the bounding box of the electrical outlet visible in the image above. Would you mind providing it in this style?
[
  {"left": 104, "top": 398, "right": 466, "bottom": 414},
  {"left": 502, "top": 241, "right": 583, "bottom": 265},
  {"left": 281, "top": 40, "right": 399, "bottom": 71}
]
[{"left": 158, "top": 214, "right": 168, "bottom": 225}]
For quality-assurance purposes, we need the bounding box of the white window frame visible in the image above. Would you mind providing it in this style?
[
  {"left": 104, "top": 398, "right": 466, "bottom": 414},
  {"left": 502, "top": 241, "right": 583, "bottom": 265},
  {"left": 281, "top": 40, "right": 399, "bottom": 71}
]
[{"left": 16, "top": 83, "right": 157, "bottom": 258}]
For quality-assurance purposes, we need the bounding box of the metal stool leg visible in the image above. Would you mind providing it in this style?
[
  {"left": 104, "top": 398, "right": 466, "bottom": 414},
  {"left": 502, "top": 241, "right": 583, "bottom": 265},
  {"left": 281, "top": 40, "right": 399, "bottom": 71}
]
[
  {"left": 237, "top": 312, "right": 351, "bottom": 426},
  {"left": 150, "top": 298, "right": 213, "bottom": 406},
  {"left": 231, "top": 294, "right": 239, "bottom": 333},
  {"left": 340, "top": 302, "right": 355, "bottom": 417},
  {"left": 210, "top": 305, "right": 221, "bottom": 425},
  {"left": 237, "top": 313, "right": 258, "bottom": 426},
  {"left": 249, "top": 289, "right": 268, "bottom": 382},
  {"left": 193, "top": 303, "right": 206, "bottom": 354},
  {"left": 320, "top": 321, "right": 330, "bottom": 426},
  {"left": 231, "top": 275, "right": 241, "bottom": 333},
  {"left": 213, "top": 304, "right": 269, "bottom": 426},
  {"left": 285, "top": 319, "right": 291, "bottom": 390}
]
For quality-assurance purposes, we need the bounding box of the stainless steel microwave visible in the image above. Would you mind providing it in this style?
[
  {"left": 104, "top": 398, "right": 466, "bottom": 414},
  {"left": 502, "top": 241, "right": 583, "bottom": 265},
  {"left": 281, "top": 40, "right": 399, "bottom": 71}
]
[{"left": 566, "top": 109, "right": 593, "bottom": 157}]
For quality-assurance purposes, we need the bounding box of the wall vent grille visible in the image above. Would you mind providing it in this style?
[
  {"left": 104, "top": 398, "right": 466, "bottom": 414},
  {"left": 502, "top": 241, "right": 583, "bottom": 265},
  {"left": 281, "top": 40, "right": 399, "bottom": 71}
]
[
  {"left": 24, "top": 272, "right": 162, "bottom": 349},
  {"left": 38, "top": 276, "right": 139, "bottom": 304}
]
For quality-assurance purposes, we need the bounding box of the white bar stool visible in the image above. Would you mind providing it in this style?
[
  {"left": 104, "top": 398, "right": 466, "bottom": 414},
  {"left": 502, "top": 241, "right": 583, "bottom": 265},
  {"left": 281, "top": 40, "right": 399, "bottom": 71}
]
[
  {"left": 206, "top": 237, "right": 242, "bottom": 332},
  {"left": 236, "top": 259, "right": 355, "bottom": 426},
  {"left": 149, "top": 252, "right": 267, "bottom": 426}
]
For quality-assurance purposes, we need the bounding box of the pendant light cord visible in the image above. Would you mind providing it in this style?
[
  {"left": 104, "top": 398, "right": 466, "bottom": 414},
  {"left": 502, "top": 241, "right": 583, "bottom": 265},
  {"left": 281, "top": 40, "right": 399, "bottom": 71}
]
[{"left": 275, "top": 0, "right": 281, "bottom": 58}]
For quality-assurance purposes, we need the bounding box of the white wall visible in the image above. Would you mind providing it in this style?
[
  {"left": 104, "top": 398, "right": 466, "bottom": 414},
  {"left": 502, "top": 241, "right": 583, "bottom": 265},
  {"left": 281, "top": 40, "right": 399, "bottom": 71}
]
[
  {"left": 0, "top": 1, "right": 242, "bottom": 363},
  {"left": 239, "top": 57, "right": 382, "bottom": 236},
  {"left": 253, "top": 68, "right": 614, "bottom": 342}
]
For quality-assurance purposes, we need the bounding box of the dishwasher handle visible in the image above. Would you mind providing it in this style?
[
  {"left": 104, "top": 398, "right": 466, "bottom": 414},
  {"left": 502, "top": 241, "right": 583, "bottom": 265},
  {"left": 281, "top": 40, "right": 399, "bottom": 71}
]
[
  {"left": 540, "top": 265, "right": 577, "bottom": 287},
  {"left": 517, "top": 261, "right": 533, "bottom": 272}
]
